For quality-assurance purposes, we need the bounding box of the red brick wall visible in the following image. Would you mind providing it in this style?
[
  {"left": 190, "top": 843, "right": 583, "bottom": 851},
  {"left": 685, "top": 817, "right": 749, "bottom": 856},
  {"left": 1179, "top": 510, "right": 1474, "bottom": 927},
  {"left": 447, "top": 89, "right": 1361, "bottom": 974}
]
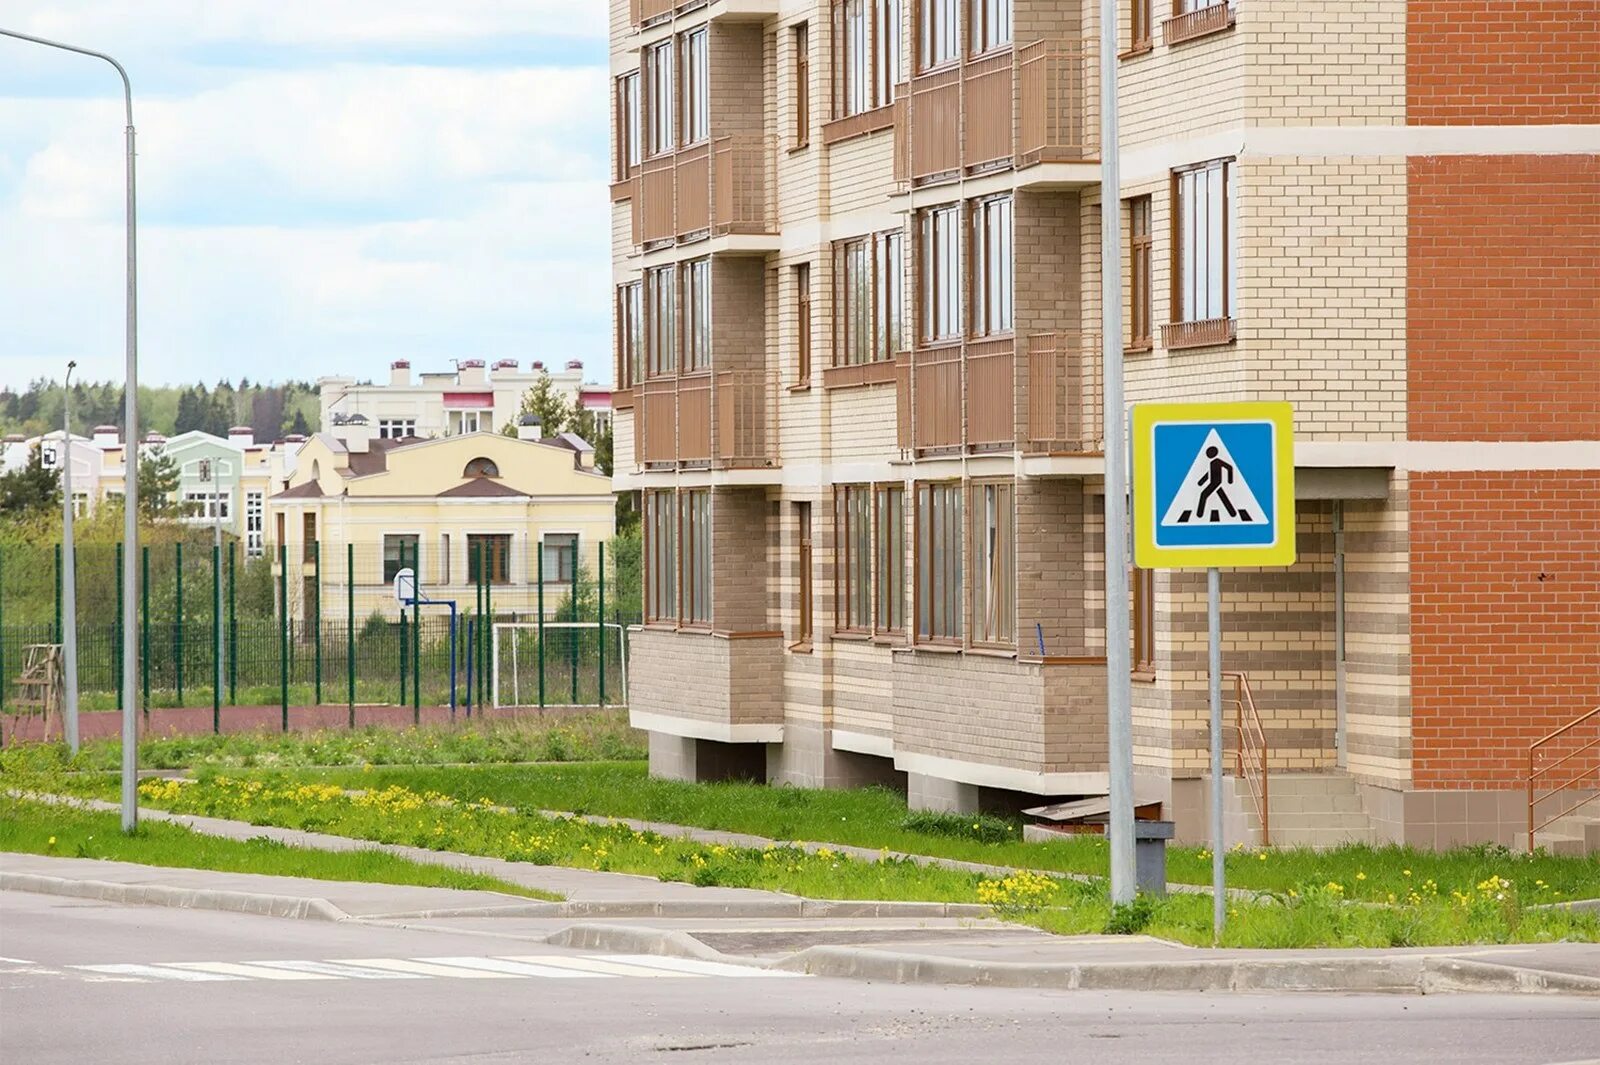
[
  {"left": 1408, "top": 0, "right": 1600, "bottom": 124},
  {"left": 1410, "top": 471, "right": 1600, "bottom": 789},
  {"left": 1408, "top": 155, "right": 1600, "bottom": 442}
]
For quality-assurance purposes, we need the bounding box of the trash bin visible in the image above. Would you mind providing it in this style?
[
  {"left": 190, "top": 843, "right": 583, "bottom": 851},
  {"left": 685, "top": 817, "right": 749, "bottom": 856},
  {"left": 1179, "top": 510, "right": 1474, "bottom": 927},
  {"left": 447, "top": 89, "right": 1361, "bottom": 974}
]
[{"left": 1134, "top": 820, "right": 1175, "bottom": 896}]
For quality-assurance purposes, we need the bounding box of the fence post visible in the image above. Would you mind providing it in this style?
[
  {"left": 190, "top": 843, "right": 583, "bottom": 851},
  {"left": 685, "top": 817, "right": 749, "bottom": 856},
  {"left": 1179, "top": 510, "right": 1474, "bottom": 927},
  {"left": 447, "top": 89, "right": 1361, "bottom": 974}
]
[
  {"left": 598, "top": 541, "right": 606, "bottom": 707},
  {"left": 411, "top": 549, "right": 420, "bottom": 726},
  {"left": 0, "top": 544, "right": 5, "bottom": 714},
  {"left": 347, "top": 541, "right": 355, "bottom": 728},
  {"left": 115, "top": 542, "right": 123, "bottom": 715},
  {"left": 537, "top": 551, "right": 546, "bottom": 709},
  {"left": 313, "top": 540, "right": 322, "bottom": 707},
  {"left": 483, "top": 545, "right": 493, "bottom": 711},
  {"left": 212, "top": 541, "right": 220, "bottom": 734},
  {"left": 54, "top": 542, "right": 63, "bottom": 644},
  {"left": 175, "top": 541, "right": 184, "bottom": 706},
  {"left": 278, "top": 542, "right": 289, "bottom": 731},
  {"left": 228, "top": 542, "right": 237, "bottom": 704},
  {"left": 140, "top": 545, "right": 150, "bottom": 717},
  {"left": 472, "top": 544, "right": 483, "bottom": 713}
]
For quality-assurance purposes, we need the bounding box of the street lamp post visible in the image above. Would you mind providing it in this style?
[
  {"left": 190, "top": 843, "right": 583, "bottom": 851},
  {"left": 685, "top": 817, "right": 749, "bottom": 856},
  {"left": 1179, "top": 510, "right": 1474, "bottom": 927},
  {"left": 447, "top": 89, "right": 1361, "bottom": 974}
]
[
  {"left": 61, "top": 360, "right": 80, "bottom": 754},
  {"left": 1, "top": 27, "right": 140, "bottom": 831}
]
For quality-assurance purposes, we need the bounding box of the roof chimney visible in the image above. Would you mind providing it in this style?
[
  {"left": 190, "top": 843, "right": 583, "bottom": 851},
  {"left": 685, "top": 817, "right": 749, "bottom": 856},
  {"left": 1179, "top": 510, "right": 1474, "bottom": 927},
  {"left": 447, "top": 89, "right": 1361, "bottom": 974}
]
[
  {"left": 228, "top": 425, "right": 254, "bottom": 448},
  {"left": 459, "top": 358, "right": 487, "bottom": 386},
  {"left": 93, "top": 424, "right": 121, "bottom": 448},
  {"left": 565, "top": 359, "right": 583, "bottom": 371},
  {"left": 390, "top": 359, "right": 411, "bottom": 387},
  {"left": 516, "top": 413, "right": 542, "bottom": 442}
]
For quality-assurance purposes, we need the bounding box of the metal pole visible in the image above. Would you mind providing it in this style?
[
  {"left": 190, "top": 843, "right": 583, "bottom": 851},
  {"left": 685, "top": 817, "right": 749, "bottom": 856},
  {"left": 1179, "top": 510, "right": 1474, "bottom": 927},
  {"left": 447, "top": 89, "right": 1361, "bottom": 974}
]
[
  {"left": 54, "top": 542, "right": 62, "bottom": 645},
  {"left": 3, "top": 28, "right": 145, "bottom": 831},
  {"left": 140, "top": 546, "right": 149, "bottom": 716},
  {"left": 314, "top": 540, "right": 322, "bottom": 707},
  {"left": 228, "top": 542, "right": 237, "bottom": 703},
  {"left": 62, "top": 361, "right": 80, "bottom": 753},
  {"left": 278, "top": 543, "right": 288, "bottom": 730},
  {"left": 448, "top": 605, "right": 457, "bottom": 719},
  {"left": 174, "top": 541, "right": 183, "bottom": 705},
  {"left": 412, "top": 555, "right": 420, "bottom": 725},
  {"left": 399, "top": 543, "right": 408, "bottom": 706},
  {"left": 483, "top": 545, "right": 493, "bottom": 709},
  {"left": 347, "top": 541, "right": 355, "bottom": 727},
  {"left": 1098, "top": 0, "right": 1136, "bottom": 904},
  {"left": 211, "top": 541, "right": 220, "bottom": 733},
  {"left": 1209, "top": 567, "right": 1225, "bottom": 942},
  {"left": 536, "top": 551, "right": 546, "bottom": 709},
  {"left": 597, "top": 541, "right": 606, "bottom": 707},
  {"left": 115, "top": 541, "right": 123, "bottom": 712}
]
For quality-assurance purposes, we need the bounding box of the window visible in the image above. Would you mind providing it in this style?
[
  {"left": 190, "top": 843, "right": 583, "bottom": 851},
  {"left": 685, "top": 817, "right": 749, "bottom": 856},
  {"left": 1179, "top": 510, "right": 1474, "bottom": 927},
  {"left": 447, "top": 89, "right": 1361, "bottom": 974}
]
[
  {"left": 543, "top": 533, "right": 578, "bottom": 583},
  {"left": 681, "top": 258, "right": 710, "bottom": 373},
  {"left": 835, "top": 230, "right": 902, "bottom": 365},
  {"left": 383, "top": 534, "right": 419, "bottom": 583},
  {"left": 1172, "top": 159, "right": 1234, "bottom": 324},
  {"left": 919, "top": 205, "right": 962, "bottom": 343},
  {"left": 918, "top": 0, "right": 959, "bottom": 69},
  {"left": 645, "top": 41, "right": 674, "bottom": 157},
  {"left": 970, "top": 0, "right": 1010, "bottom": 53},
  {"left": 245, "top": 490, "right": 264, "bottom": 558},
  {"left": 875, "top": 484, "right": 905, "bottom": 632},
  {"left": 616, "top": 71, "right": 641, "bottom": 179},
  {"left": 834, "top": 0, "right": 901, "bottom": 118},
  {"left": 447, "top": 409, "right": 490, "bottom": 435},
  {"left": 793, "top": 24, "right": 810, "bottom": 148},
  {"left": 796, "top": 501, "right": 813, "bottom": 644},
  {"left": 646, "top": 265, "right": 677, "bottom": 377},
  {"left": 915, "top": 482, "right": 962, "bottom": 641},
  {"left": 972, "top": 482, "right": 1014, "bottom": 644},
  {"left": 683, "top": 489, "right": 711, "bottom": 624},
  {"left": 1132, "top": 566, "right": 1155, "bottom": 671},
  {"left": 1129, "top": 195, "right": 1153, "bottom": 349},
  {"left": 876, "top": 0, "right": 902, "bottom": 105},
  {"left": 467, "top": 533, "right": 511, "bottom": 585},
  {"left": 463, "top": 456, "right": 500, "bottom": 478},
  {"left": 795, "top": 263, "right": 812, "bottom": 385},
  {"left": 617, "top": 281, "right": 643, "bottom": 389},
  {"left": 378, "top": 419, "right": 416, "bottom": 439},
  {"left": 1131, "top": 0, "right": 1152, "bottom": 51},
  {"left": 440, "top": 533, "right": 451, "bottom": 584},
  {"left": 680, "top": 28, "right": 709, "bottom": 146},
  {"left": 835, "top": 485, "right": 872, "bottom": 632},
  {"left": 183, "top": 491, "right": 230, "bottom": 520},
  {"left": 971, "top": 196, "right": 1013, "bottom": 337},
  {"left": 645, "top": 490, "right": 678, "bottom": 622}
]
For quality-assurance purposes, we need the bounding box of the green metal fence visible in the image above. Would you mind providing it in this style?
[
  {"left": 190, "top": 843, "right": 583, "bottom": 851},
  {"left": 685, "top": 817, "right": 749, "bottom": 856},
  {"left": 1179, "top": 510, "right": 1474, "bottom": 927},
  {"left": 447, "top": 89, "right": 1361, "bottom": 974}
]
[{"left": 0, "top": 535, "right": 639, "bottom": 728}]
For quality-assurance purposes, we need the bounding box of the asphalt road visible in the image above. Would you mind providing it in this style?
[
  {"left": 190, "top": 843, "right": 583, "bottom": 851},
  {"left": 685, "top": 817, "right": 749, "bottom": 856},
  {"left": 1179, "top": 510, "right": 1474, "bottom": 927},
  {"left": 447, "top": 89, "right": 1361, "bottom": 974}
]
[{"left": 2, "top": 891, "right": 1598, "bottom": 1065}]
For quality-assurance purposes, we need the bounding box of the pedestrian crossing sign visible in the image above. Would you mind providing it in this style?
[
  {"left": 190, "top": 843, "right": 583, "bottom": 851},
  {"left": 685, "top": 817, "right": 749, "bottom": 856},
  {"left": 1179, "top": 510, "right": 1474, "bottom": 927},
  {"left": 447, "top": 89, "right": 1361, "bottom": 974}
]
[{"left": 1132, "top": 401, "right": 1296, "bottom": 569}]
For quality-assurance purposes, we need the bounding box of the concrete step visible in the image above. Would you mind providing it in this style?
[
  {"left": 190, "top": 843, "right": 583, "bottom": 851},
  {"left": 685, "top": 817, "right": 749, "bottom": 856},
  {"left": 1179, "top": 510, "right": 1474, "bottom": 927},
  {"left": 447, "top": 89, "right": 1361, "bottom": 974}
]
[
  {"left": 1258, "top": 774, "right": 1362, "bottom": 798},
  {"left": 1514, "top": 831, "right": 1590, "bottom": 857},
  {"left": 1268, "top": 828, "right": 1378, "bottom": 850}
]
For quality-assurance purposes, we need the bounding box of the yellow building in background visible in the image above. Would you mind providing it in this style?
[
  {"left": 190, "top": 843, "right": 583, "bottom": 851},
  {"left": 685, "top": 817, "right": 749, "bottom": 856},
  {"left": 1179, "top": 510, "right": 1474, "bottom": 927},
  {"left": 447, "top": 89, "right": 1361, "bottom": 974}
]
[{"left": 268, "top": 422, "right": 613, "bottom": 623}]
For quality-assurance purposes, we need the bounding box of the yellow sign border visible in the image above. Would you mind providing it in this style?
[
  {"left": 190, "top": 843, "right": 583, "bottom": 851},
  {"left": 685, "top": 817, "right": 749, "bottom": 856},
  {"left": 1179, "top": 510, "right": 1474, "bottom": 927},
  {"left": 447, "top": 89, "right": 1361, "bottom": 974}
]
[{"left": 1132, "top": 401, "right": 1296, "bottom": 570}]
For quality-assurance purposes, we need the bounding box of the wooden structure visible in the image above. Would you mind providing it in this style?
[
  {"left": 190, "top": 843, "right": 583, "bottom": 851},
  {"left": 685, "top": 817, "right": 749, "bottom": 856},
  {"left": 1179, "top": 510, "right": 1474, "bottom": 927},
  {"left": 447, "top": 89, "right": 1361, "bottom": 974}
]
[{"left": 7, "top": 644, "right": 64, "bottom": 744}]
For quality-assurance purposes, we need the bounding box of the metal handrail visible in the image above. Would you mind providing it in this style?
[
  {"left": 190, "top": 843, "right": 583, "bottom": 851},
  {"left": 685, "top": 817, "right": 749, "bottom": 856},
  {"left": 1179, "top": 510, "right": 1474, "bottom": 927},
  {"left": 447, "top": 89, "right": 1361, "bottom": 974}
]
[
  {"left": 1223, "top": 670, "right": 1269, "bottom": 845},
  {"left": 1527, "top": 703, "right": 1600, "bottom": 852}
]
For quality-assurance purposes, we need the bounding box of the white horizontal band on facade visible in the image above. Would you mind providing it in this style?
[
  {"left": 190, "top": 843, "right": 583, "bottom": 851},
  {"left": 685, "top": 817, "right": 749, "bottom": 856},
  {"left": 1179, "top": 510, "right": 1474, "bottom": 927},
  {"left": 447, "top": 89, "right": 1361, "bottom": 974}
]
[
  {"left": 829, "top": 728, "right": 894, "bottom": 759},
  {"left": 628, "top": 710, "right": 785, "bottom": 745},
  {"left": 892, "top": 750, "right": 1110, "bottom": 796}
]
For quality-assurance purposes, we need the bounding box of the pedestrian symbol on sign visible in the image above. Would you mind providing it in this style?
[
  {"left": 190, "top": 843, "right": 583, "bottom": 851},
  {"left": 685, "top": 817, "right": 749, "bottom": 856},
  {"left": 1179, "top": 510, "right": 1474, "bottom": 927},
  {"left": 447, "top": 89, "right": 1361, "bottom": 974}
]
[{"left": 1161, "top": 429, "right": 1266, "bottom": 527}]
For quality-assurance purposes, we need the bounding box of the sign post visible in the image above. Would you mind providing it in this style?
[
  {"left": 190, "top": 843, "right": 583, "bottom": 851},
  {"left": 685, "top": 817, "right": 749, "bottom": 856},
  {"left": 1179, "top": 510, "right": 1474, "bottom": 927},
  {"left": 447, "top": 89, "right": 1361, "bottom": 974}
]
[{"left": 1133, "top": 401, "right": 1295, "bottom": 941}]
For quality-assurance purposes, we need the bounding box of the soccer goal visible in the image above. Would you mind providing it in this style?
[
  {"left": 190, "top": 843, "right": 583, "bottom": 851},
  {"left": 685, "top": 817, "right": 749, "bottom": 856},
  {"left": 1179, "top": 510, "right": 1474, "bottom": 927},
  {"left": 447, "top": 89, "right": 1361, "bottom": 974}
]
[{"left": 491, "top": 621, "right": 629, "bottom": 708}]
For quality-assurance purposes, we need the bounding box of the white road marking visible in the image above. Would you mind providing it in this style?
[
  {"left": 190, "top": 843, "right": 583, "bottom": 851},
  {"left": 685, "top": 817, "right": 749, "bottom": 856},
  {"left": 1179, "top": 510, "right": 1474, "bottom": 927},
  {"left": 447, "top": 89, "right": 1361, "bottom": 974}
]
[
  {"left": 0, "top": 956, "right": 36, "bottom": 965},
  {"left": 497, "top": 955, "right": 701, "bottom": 978},
  {"left": 246, "top": 960, "right": 426, "bottom": 980},
  {"left": 73, "top": 964, "right": 242, "bottom": 982},
  {"left": 331, "top": 958, "right": 525, "bottom": 980},
  {"left": 162, "top": 961, "right": 339, "bottom": 981},
  {"left": 419, "top": 956, "right": 609, "bottom": 979},
  {"left": 598, "top": 954, "right": 802, "bottom": 978}
]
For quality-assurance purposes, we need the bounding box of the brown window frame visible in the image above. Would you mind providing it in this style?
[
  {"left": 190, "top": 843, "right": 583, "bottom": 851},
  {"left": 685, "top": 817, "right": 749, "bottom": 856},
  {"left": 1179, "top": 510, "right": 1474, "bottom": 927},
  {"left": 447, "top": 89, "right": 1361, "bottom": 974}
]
[
  {"left": 645, "top": 265, "right": 676, "bottom": 378},
  {"left": 795, "top": 501, "right": 814, "bottom": 646},
  {"left": 678, "top": 26, "right": 709, "bottom": 148},
  {"left": 643, "top": 40, "right": 675, "bottom": 159},
  {"left": 793, "top": 23, "right": 811, "bottom": 149},
  {"left": 644, "top": 489, "right": 678, "bottom": 623},
  {"left": 795, "top": 263, "right": 812, "bottom": 386},
  {"left": 914, "top": 481, "right": 963, "bottom": 643},
  {"left": 1132, "top": 565, "right": 1155, "bottom": 673},
  {"left": 970, "top": 481, "right": 1014, "bottom": 647},
  {"left": 1129, "top": 195, "right": 1153, "bottom": 351},
  {"left": 970, "top": 195, "right": 1013, "bottom": 339},
  {"left": 969, "top": 0, "right": 1011, "bottom": 57},
  {"left": 616, "top": 280, "right": 643, "bottom": 389},
  {"left": 833, "top": 0, "right": 902, "bottom": 120},
  {"left": 874, "top": 484, "right": 906, "bottom": 634},
  {"left": 680, "top": 257, "right": 711, "bottom": 373},
  {"left": 682, "top": 488, "right": 711, "bottom": 626},
  {"left": 1128, "top": 0, "right": 1153, "bottom": 54},
  {"left": 833, "top": 229, "right": 904, "bottom": 366},
  {"left": 466, "top": 533, "right": 511, "bottom": 586},
  {"left": 917, "top": 203, "right": 962, "bottom": 344},
  {"left": 916, "top": 0, "right": 959, "bottom": 73},
  {"left": 834, "top": 485, "right": 873, "bottom": 633},
  {"left": 615, "top": 71, "right": 641, "bottom": 181},
  {"left": 1165, "top": 158, "right": 1236, "bottom": 348}
]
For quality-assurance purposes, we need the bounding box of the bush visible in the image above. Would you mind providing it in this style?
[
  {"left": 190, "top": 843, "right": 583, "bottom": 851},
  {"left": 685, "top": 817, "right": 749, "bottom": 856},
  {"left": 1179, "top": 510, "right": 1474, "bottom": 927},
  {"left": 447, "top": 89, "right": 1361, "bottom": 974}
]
[
  {"left": 900, "top": 809, "right": 1018, "bottom": 844},
  {"left": 1105, "top": 893, "right": 1158, "bottom": 935}
]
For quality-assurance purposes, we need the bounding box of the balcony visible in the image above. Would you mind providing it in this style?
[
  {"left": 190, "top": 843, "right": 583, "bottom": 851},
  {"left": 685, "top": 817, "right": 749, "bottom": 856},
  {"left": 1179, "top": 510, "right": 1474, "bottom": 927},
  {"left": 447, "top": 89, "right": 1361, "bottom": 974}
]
[
  {"left": 1163, "top": 1, "right": 1237, "bottom": 47},
  {"left": 628, "top": 627, "right": 784, "bottom": 743},
  {"left": 634, "top": 135, "right": 774, "bottom": 248},
  {"left": 893, "top": 39, "right": 1094, "bottom": 186},
  {"left": 897, "top": 333, "right": 1102, "bottom": 457},
  {"left": 628, "top": 0, "right": 778, "bottom": 31},
  {"left": 1025, "top": 332, "right": 1103, "bottom": 455},
  {"left": 634, "top": 370, "right": 777, "bottom": 470}
]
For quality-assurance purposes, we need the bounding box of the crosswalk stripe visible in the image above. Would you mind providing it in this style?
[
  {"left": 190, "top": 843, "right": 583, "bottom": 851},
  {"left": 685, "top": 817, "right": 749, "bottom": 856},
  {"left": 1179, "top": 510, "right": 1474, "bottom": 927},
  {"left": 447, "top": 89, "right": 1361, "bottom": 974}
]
[
  {"left": 331, "top": 958, "right": 526, "bottom": 980},
  {"left": 0, "top": 956, "right": 36, "bottom": 965},
  {"left": 162, "top": 961, "right": 339, "bottom": 981},
  {"left": 496, "top": 955, "right": 702, "bottom": 979},
  {"left": 419, "top": 956, "right": 610, "bottom": 979},
  {"left": 246, "top": 960, "right": 426, "bottom": 980},
  {"left": 597, "top": 954, "right": 802, "bottom": 978},
  {"left": 73, "top": 963, "right": 242, "bottom": 982}
]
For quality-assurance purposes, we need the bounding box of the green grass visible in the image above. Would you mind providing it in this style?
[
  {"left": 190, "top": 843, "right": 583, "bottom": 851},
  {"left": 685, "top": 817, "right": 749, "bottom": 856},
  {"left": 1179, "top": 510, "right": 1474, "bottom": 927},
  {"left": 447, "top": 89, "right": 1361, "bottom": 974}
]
[
  {"left": 0, "top": 795, "right": 559, "bottom": 901},
  {"left": 289, "top": 762, "right": 1600, "bottom": 904},
  {"left": 0, "top": 711, "right": 645, "bottom": 772}
]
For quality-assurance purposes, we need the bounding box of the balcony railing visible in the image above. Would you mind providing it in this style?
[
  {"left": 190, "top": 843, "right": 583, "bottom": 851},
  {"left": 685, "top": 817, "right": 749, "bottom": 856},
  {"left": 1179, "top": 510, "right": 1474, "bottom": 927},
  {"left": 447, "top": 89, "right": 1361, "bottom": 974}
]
[
  {"left": 965, "top": 337, "right": 1015, "bottom": 447},
  {"left": 894, "top": 39, "right": 1094, "bottom": 186},
  {"left": 1025, "top": 332, "right": 1103, "bottom": 455},
  {"left": 634, "top": 135, "right": 774, "bottom": 247},
  {"left": 634, "top": 370, "right": 777, "bottom": 469},
  {"left": 1163, "top": 1, "right": 1236, "bottom": 46},
  {"left": 630, "top": 0, "right": 678, "bottom": 27},
  {"left": 896, "top": 337, "right": 1016, "bottom": 454}
]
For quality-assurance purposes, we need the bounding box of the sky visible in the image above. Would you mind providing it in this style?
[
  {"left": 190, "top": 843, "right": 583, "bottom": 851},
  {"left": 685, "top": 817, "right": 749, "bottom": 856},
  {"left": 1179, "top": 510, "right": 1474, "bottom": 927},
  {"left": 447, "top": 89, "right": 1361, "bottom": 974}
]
[{"left": 0, "top": 2, "right": 612, "bottom": 390}]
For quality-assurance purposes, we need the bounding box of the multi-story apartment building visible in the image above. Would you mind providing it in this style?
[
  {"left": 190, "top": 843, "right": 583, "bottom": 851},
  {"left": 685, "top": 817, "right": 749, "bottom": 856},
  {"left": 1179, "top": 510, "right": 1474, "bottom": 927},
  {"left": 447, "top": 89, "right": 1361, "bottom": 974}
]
[
  {"left": 318, "top": 360, "right": 613, "bottom": 441},
  {"left": 608, "top": 0, "right": 1599, "bottom": 851}
]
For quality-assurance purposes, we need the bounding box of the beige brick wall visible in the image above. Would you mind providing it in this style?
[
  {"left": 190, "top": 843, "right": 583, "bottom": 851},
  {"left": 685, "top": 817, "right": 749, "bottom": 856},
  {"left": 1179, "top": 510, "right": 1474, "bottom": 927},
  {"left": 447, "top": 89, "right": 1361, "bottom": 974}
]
[
  {"left": 1344, "top": 477, "right": 1412, "bottom": 788},
  {"left": 712, "top": 486, "right": 771, "bottom": 630},
  {"left": 1243, "top": 0, "right": 1405, "bottom": 126},
  {"left": 629, "top": 627, "right": 783, "bottom": 728}
]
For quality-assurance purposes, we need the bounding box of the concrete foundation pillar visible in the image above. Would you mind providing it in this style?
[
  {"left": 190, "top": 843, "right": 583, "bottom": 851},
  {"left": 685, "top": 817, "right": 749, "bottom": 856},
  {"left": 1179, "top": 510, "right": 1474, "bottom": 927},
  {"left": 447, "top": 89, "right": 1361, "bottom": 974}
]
[
  {"left": 907, "top": 772, "right": 981, "bottom": 814},
  {"left": 647, "top": 731, "right": 766, "bottom": 784}
]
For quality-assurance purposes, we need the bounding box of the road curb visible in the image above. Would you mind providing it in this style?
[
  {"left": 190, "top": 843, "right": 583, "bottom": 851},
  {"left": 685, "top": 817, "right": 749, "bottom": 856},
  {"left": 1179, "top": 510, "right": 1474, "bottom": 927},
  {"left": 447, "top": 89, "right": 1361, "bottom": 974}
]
[
  {"left": 0, "top": 871, "right": 349, "bottom": 922},
  {"left": 544, "top": 922, "right": 742, "bottom": 963},
  {"left": 768, "top": 945, "right": 1600, "bottom": 996},
  {"left": 365, "top": 898, "right": 993, "bottom": 920}
]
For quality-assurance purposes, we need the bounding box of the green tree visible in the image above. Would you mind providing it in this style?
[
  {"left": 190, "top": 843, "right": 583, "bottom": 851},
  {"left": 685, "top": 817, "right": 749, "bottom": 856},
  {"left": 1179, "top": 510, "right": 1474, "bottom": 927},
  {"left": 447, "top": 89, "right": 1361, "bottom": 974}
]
[
  {"left": 138, "top": 448, "right": 183, "bottom": 517},
  {"left": 0, "top": 443, "right": 61, "bottom": 516},
  {"left": 510, "top": 371, "right": 571, "bottom": 438}
]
